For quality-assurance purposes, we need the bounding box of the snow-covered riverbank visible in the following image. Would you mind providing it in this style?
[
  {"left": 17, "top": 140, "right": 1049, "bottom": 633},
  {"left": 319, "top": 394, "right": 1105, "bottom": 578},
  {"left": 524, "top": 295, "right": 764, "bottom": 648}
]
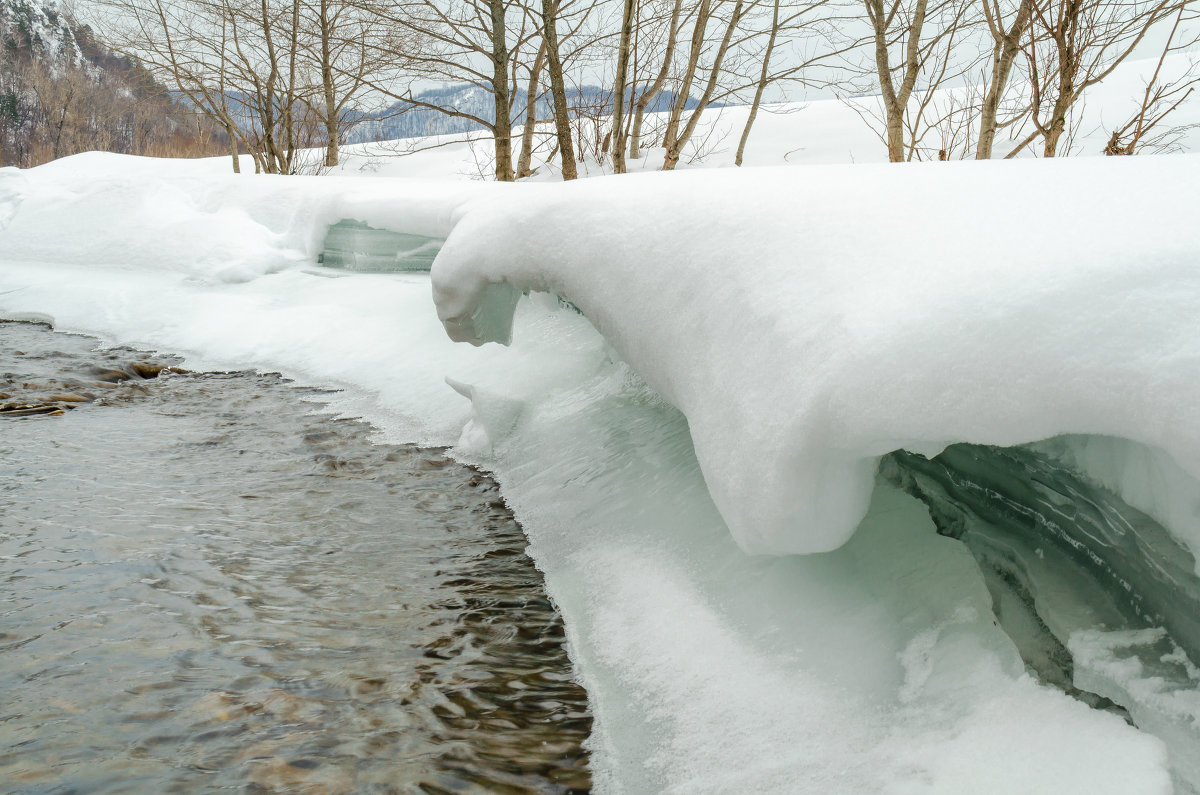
[{"left": 4, "top": 83, "right": 1200, "bottom": 790}]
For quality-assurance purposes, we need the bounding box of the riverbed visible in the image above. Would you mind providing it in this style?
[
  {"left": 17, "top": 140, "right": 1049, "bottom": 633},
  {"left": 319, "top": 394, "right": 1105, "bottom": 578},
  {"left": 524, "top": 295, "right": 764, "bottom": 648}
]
[{"left": 0, "top": 320, "right": 591, "bottom": 793}]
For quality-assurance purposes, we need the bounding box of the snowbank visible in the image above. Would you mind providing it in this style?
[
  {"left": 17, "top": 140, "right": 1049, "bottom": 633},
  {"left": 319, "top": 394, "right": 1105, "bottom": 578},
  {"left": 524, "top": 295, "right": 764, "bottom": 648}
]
[
  {"left": 0, "top": 153, "right": 516, "bottom": 444},
  {"left": 0, "top": 152, "right": 504, "bottom": 282},
  {"left": 432, "top": 154, "right": 1200, "bottom": 554}
]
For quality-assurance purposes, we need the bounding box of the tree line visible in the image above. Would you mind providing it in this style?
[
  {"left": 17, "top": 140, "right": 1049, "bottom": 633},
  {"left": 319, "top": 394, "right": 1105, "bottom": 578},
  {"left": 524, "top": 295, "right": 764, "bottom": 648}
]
[{"left": 15, "top": 0, "right": 1200, "bottom": 175}]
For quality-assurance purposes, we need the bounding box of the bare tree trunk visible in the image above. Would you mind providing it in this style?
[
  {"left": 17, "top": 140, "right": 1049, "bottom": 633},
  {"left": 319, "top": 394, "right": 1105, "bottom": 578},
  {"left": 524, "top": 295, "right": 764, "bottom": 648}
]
[
  {"left": 227, "top": 123, "right": 241, "bottom": 173},
  {"left": 50, "top": 84, "right": 75, "bottom": 161},
  {"left": 976, "top": 0, "right": 1032, "bottom": 159},
  {"left": 282, "top": 0, "right": 301, "bottom": 173},
  {"left": 490, "top": 0, "right": 515, "bottom": 181},
  {"left": 516, "top": 39, "right": 548, "bottom": 178},
  {"left": 663, "top": 0, "right": 743, "bottom": 171},
  {"left": 1019, "top": 0, "right": 1178, "bottom": 159},
  {"left": 251, "top": 0, "right": 283, "bottom": 173},
  {"left": 868, "top": 0, "right": 930, "bottom": 162},
  {"left": 319, "top": 0, "right": 339, "bottom": 166},
  {"left": 736, "top": 0, "right": 780, "bottom": 166},
  {"left": 1042, "top": 56, "right": 1078, "bottom": 156},
  {"left": 612, "top": 0, "right": 636, "bottom": 172},
  {"left": 629, "top": 0, "right": 682, "bottom": 159},
  {"left": 542, "top": 0, "right": 578, "bottom": 179},
  {"left": 661, "top": 0, "right": 710, "bottom": 166}
]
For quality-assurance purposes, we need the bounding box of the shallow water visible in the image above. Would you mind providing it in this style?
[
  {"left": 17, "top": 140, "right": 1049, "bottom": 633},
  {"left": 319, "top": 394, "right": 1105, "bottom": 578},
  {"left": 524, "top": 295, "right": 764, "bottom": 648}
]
[{"left": 0, "top": 321, "right": 591, "bottom": 793}]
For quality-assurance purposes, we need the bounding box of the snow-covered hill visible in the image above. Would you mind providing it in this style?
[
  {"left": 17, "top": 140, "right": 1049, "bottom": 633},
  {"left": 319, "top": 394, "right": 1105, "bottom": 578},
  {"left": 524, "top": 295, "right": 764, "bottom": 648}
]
[
  {"left": 348, "top": 83, "right": 714, "bottom": 143},
  {"left": 273, "top": 53, "right": 1198, "bottom": 180}
]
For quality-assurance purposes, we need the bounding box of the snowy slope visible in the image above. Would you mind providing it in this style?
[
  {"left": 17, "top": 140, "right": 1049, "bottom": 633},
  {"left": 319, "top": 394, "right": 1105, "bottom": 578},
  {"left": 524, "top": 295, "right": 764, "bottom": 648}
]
[{"left": 302, "top": 53, "right": 1200, "bottom": 180}]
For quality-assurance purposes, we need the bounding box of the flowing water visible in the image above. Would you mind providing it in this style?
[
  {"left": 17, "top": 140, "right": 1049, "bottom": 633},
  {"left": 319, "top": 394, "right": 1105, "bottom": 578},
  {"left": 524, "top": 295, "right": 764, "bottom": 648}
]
[
  {"left": 11, "top": 314, "right": 1200, "bottom": 792},
  {"left": 0, "top": 321, "right": 591, "bottom": 794}
]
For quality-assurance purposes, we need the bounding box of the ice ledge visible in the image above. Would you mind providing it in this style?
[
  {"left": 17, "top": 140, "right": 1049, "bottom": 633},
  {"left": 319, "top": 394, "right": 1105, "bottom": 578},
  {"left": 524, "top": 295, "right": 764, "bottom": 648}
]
[{"left": 431, "top": 158, "right": 1200, "bottom": 555}]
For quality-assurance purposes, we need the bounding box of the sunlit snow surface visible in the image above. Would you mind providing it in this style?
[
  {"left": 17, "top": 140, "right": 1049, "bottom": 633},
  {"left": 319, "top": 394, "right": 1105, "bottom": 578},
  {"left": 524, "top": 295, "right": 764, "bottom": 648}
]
[{"left": 2, "top": 144, "right": 1200, "bottom": 792}]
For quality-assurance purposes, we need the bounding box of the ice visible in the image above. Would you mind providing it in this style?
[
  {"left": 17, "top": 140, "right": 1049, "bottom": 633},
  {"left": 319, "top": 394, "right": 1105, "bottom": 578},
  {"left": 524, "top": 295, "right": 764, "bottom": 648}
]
[
  {"left": 882, "top": 441, "right": 1200, "bottom": 784},
  {"left": 4, "top": 236, "right": 1177, "bottom": 787},
  {"left": 1071, "top": 628, "right": 1200, "bottom": 790},
  {"left": 1031, "top": 435, "right": 1200, "bottom": 575},
  {"left": 0, "top": 152, "right": 503, "bottom": 283},
  {"left": 319, "top": 219, "right": 444, "bottom": 272},
  {"left": 883, "top": 444, "right": 1200, "bottom": 665},
  {"left": 442, "top": 300, "right": 1172, "bottom": 792},
  {"left": 0, "top": 260, "right": 494, "bottom": 446}
]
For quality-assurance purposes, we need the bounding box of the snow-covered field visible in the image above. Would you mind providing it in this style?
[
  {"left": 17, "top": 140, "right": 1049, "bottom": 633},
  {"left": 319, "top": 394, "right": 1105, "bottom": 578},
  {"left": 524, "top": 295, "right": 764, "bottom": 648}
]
[
  {"left": 3, "top": 63, "right": 1200, "bottom": 793},
  {"left": 313, "top": 52, "right": 1200, "bottom": 179}
]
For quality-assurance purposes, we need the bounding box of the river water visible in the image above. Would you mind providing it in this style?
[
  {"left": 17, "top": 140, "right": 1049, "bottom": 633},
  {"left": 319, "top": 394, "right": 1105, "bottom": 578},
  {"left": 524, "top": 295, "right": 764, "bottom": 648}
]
[{"left": 0, "top": 321, "right": 591, "bottom": 793}]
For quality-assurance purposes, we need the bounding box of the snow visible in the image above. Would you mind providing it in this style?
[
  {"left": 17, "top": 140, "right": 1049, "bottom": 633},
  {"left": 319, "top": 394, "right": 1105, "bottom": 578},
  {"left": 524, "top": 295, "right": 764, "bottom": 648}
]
[
  {"left": 4, "top": 54, "right": 1200, "bottom": 792},
  {"left": 0, "top": 152, "right": 503, "bottom": 282},
  {"left": 433, "top": 155, "right": 1200, "bottom": 555},
  {"left": 312, "top": 52, "right": 1200, "bottom": 180}
]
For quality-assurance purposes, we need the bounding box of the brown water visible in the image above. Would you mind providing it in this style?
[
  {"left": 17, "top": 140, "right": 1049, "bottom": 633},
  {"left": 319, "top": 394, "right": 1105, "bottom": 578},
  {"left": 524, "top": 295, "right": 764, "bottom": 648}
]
[{"left": 0, "top": 321, "right": 591, "bottom": 794}]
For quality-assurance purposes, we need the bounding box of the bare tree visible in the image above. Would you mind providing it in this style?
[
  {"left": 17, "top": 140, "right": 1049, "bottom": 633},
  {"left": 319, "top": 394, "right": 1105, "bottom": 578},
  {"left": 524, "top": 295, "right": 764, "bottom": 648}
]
[
  {"left": 367, "top": 0, "right": 542, "bottom": 181},
  {"left": 95, "top": 0, "right": 326, "bottom": 173},
  {"left": 541, "top": 0, "right": 579, "bottom": 178},
  {"left": 1103, "top": 3, "right": 1199, "bottom": 154},
  {"left": 1018, "top": 0, "right": 1181, "bottom": 157},
  {"left": 514, "top": 36, "right": 548, "bottom": 177},
  {"left": 304, "top": 0, "right": 394, "bottom": 166},
  {"left": 1, "top": 6, "right": 228, "bottom": 167},
  {"left": 628, "top": 0, "right": 684, "bottom": 160},
  {"left": 733, "top": 0, "right": 853, "bottom": 165},
  {"left": 661, "top": 0, "right": 753, "bottom": 170},
  {"left": 611, "top": 0, "right": 637, "bottom": 172},
  {"left": 858, "top": 0, "right": 975, "bottom": 161},
  {"left": 736, "top": 0, "right": 781, "bottom": 164},
  {"left": 976, "top": 0, "right": 1034, "bottom": 158}
]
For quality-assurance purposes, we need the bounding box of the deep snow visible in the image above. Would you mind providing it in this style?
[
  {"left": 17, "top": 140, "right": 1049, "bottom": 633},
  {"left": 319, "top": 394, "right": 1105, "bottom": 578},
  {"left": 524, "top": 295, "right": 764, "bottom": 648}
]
[{"left": 3, "top": 62, "right": 1200, "bottom": 791}]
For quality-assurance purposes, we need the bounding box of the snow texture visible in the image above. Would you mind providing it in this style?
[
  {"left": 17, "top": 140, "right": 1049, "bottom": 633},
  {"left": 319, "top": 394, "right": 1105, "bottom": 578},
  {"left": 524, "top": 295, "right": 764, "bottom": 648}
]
[{"left": 432, "top": 154, "right": 1200, "bottom": 554}]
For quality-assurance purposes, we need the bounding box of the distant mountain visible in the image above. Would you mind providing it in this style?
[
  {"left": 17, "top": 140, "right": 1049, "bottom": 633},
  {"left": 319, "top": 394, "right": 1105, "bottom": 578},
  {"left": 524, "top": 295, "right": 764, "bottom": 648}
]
[{"left": 347, "top": 84, "right": 719, "bottom": 143}]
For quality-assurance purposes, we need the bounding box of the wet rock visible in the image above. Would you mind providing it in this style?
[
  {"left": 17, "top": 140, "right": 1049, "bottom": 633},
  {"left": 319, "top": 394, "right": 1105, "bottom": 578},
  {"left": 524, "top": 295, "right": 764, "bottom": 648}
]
[
  {"left": 129, "top": 361, "right": 165, "bottom": 379},
  {"left": 0, "top": 322, "right": 184, "bottom": 416},
  {"left": 190, "top": 690, "right": 265, "bottom": 725},
  {"left": 48, "top": 393, "right": 91, "bottom": 403},
  {"left": 0, "top": 403, "right": 65, "bottom": 416},
  {"left": 88, "top": 367, "right": 132, "bottom": 383}
]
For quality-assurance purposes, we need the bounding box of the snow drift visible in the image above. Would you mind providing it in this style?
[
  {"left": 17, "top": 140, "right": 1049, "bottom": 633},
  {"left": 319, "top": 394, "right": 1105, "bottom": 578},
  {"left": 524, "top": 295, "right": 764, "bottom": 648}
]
[
  {"left": 0, "top": 152, "right": 501, "bottom": 282},
  {"left": 432, "top": 154, "right": 1200, "bottom": 555}
]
